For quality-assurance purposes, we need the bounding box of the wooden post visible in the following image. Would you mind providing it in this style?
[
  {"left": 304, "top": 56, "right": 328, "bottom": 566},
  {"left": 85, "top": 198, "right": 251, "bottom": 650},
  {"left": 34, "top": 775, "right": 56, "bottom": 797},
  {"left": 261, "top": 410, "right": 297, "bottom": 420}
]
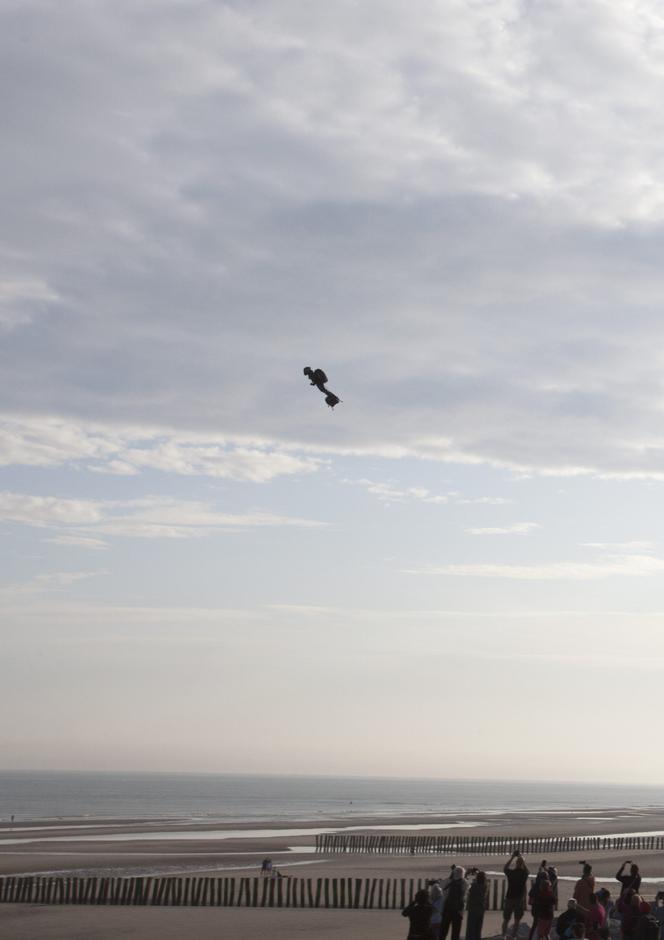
[
  {"left": 161, "top": 878, "right": 172, "bottom": 906},
  {"left": 154, "top": 878, "right": 166, "bottom": 906},
  {"left": 369, "top": 878, "right": 378, "bottom": 909}
]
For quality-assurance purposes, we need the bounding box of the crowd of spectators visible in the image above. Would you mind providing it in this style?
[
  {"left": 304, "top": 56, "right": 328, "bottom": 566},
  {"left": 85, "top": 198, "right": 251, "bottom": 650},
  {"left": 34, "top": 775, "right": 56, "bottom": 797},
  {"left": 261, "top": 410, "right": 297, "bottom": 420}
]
[{"left": 401, "top": 854, "right": 664, "bottom": 940}]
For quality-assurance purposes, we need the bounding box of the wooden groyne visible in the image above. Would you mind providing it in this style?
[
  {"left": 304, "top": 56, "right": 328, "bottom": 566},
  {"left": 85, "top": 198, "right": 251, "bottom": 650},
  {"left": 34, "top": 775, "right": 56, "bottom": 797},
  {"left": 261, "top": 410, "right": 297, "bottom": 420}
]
[
  {"left": 0, "top": 874, "right": 508, "bottom": 910},
  {"left": 314, "top": 833, "right": 664, "bottom": 855}
]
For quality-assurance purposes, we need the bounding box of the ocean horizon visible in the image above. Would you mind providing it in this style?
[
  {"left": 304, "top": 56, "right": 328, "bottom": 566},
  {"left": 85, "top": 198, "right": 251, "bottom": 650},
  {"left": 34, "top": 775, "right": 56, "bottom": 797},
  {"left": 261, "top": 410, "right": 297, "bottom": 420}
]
[{"left": 2, "top": 771, "right": 664, "bottom": 823}]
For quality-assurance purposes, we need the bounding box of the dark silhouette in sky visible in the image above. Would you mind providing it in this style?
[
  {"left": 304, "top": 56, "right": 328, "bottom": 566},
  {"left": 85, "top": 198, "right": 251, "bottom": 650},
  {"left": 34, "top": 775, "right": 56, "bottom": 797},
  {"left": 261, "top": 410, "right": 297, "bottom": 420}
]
[{"left": 303, "top": 366, "right": 341, "bottom": 409}]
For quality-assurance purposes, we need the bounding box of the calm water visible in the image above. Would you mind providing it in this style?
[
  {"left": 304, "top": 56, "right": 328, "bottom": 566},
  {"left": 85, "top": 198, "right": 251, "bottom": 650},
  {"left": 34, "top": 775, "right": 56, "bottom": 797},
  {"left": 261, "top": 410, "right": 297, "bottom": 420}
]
[{"left": 1, "top": 772, "right": 663, "bottom": 822}]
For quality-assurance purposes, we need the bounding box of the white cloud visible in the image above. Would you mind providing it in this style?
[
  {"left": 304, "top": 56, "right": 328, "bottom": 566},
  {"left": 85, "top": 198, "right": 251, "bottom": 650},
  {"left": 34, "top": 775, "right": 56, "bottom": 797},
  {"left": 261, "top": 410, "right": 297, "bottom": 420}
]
[
  {"left": 45, "top": 535, "right": 109, "bottom": 550},
  {"left": 345, "top": 478, "right": 451, "bottom": 505},
  {"left": 466, "top": 522, "right": 539, "bottom": 535},
  {"left": 344, "top": 477, "right": 510, "bottom": 506},
  {"left": 407, "top": 554, "right": 664, "bottom": 580},
  {"left": 0, "top": 492, "right": 105, "bottom": 527},
  {"left": 0, "top": 416, "right": 321, "bottom": 482},
  {"left": 0, "top": 491, "right": 325, "bottom": 540},
  {"left": 4, "top": 6, "right": 664, "bottom": 483},
  {"left": 0, "top": 277, "right": 58, "bottom": 330}
]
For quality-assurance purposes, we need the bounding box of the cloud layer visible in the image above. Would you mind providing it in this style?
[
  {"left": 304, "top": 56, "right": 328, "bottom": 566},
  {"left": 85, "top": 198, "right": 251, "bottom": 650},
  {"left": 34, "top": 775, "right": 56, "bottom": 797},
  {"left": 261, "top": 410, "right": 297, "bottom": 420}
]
[{"left": 3, "top": 3, "right": 664, "bottom": 478}]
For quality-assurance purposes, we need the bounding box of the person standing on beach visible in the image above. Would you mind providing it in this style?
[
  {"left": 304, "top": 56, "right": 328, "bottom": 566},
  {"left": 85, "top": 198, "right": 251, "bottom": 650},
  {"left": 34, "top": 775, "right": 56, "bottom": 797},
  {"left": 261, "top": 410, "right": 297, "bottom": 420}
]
[
  {"left": 431, "top": 882, "right": 444, "bottom": 939},
  {"left": 547, "top": 866, "right": 559, "bottom": 910},
  {"left": 402, "top": 887, "right": 434, "bottom": 940},
  {"left": 586, "top": 893, "right": 607, "bottom": 940},
  {"left": 574, "top": 863, "right": 597, "bottom": 937},
  {"left": 466, "top": 870, "right": 489, "bottom": 940},
  {"left": 441, "top": 866, "right": 468, "bottom": 940},
  {"left": 533, "top": 871, "right": 556, "bottom": 940},
  {"left": 502, "top": 851, "right": 530, "bottom": 940},
  {"left": 529, "top": 865, "right": 551, "bottom": 940},
  {"left": 616, "top": 863, "right": 641, "bottom": 898}
]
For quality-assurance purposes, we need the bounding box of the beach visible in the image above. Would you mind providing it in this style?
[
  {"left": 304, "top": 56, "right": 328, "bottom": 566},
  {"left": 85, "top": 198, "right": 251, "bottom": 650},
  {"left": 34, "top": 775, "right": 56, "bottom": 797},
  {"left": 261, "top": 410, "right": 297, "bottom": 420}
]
[{"left": 3, "top": 806, "right": 664, "bottom": 937}]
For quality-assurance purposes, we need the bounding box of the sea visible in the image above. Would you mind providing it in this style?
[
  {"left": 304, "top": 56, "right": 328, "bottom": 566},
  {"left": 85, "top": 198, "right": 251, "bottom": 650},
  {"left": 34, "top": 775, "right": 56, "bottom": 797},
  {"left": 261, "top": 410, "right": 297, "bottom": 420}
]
[{"left": 1, "top": 772, "right": 664, "bottom": 823}]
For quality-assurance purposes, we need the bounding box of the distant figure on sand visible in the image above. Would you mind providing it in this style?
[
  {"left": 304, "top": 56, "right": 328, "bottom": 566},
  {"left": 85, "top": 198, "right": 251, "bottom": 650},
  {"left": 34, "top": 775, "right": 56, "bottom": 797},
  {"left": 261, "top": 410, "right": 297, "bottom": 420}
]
[
  {"left": 502, "top": 850, "right": 530, "bottom": 939},
  {"left": 402, "top": 887, "right": 434, "bottom": 940},
  {"left": 261, "top": 857, "right": 272, "bottom": 875}
]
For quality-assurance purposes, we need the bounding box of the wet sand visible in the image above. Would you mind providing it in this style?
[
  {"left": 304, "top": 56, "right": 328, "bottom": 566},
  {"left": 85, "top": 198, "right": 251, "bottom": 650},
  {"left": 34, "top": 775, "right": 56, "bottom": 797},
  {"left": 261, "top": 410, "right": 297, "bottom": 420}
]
[
  {"left": 3, "top": 807, "right": 664, "bottom": 937},
  {"left": 2, "top": 807, "right": 664, "bottom": 880}
]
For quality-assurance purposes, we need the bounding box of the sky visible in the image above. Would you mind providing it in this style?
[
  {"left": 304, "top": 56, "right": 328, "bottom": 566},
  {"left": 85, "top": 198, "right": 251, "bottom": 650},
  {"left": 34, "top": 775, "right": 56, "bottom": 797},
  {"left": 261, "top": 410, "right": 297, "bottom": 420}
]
[{"left": 3, "top": 0, "right": 664, "bottom": 785}]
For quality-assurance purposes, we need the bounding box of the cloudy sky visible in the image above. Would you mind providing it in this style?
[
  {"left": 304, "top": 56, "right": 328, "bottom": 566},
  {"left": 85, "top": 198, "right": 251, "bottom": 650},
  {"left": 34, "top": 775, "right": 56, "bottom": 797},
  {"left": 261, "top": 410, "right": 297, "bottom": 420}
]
[{"left": 3, "top": 0, "right": 664, "bottom": 784}]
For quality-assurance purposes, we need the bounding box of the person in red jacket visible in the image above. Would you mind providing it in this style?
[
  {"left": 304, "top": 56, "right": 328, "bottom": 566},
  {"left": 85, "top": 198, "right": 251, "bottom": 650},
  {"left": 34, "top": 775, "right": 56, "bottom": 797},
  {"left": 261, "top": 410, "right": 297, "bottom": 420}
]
[{"left": 533, "top": 872, "right": 556, "bottom": 940}]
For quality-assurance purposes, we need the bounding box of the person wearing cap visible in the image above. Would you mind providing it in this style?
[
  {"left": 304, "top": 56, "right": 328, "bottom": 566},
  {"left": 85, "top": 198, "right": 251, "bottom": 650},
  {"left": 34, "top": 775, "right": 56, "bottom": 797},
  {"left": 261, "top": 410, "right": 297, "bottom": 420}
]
[{"left": 557, "top": 900, "right": 586, "bottom": 939}]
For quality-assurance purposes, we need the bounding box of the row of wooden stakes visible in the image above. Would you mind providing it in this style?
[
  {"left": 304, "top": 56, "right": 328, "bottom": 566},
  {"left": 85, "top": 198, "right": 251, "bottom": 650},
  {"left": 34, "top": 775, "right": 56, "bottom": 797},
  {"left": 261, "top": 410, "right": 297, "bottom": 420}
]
[
  {"left": 315, "top": 833, "right": 664, "bottom": 855},
  {"left": 1, "top": 875, "right": 513, "bottom": 910}
]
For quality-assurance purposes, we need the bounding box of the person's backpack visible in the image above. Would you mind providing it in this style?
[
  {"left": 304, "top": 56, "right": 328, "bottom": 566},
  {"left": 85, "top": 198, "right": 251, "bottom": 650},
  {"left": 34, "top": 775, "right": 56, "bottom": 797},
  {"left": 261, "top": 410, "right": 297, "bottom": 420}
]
[{"left": 635, "top": 914, "right": 660, "bottom": 940}]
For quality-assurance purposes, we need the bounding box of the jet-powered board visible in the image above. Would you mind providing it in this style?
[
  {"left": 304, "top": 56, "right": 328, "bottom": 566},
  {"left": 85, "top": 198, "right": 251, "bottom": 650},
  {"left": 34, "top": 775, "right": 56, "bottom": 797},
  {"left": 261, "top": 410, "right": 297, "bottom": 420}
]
[{"left": 303, "top": 366, "right": 341, "bottom": 409}]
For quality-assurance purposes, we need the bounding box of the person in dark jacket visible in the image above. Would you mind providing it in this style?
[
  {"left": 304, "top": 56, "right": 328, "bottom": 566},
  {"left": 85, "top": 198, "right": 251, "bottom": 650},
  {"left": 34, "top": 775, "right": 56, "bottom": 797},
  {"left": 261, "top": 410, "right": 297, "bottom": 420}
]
[
  {"left": 441, "top": 867, "right": 468, "bottom": 940},
  {"left": 402, "top": 888, "right": 434, "bottom": 940},
  {"left": 502, "top": 852, "right": 530, "bottom": 939},
  {"left": 616, "top": 863, "right": 642, "bottom": 898},
  {"left": 466, "top": 870, "right": 488, "bottom": 940}
]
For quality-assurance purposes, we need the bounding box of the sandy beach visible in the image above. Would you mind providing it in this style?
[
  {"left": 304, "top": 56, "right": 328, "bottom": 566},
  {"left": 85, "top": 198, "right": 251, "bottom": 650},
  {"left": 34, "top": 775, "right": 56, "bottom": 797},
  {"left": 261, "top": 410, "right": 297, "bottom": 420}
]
[{"left": 2, "top": 807, "right": 664, "bottom": 937}]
